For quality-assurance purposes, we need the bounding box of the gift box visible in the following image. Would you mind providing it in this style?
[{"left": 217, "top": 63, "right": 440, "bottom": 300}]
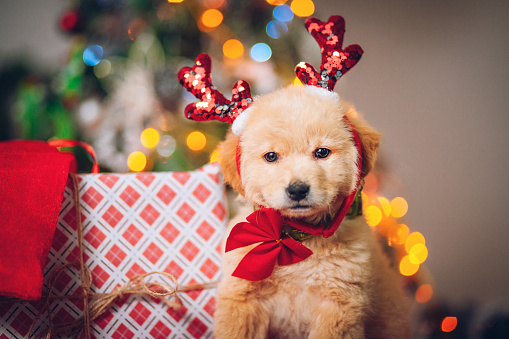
[{"left": 0, "top": 163, "right": 227, "bottom": 338}]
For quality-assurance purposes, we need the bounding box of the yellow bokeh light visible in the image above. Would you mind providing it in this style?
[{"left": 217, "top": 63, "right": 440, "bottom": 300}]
[
  {"left": 293, "top": 76, "right": 303, "bottom": 86},
  {"left": 168, "top": 0, "right": 184, "bottom": 3},
  {"left": 201, "top": 9, "right": 223, "bottom": 28},
  {"left": 128, "top": 151, "right": 147, "bottom": 172},
  {"left": 441, "top": 317, "right": 458, "bottom": 333},
  {"left": 405, "top": 231, "right": 425, "bottom": 253},
  {"left": 210, "top": 149, "right": 220, "bottom": 163},
  {"left": 223, "top": 39, "right": 244, "bottom": 59},
  {"left": 140, "top": 128, "right": 160, "bottom": 148},
  {"left": 415, "top": 284, "right": 433, "bottom": 303},
  {"left": 291, "top": 0, "right": 315, "bottom": 17},
  {"left": 365, "top": 205, "right": 383, "bottom": 227},
  {"left": 409, "top": 243, "right": 428, "bottom": 264},
  {"left": 266, "top": 0, "right": 288, "bottom": 5},
  {"left": 187, "top": 131, "right": 207, "bottom": 151},
  {"left": 391, "top": 197, "right": 408, "bottom": 218},
  {"left": 399, "top": 255, "right": 419, "bottom": 276},
  {"left": 377, "top": 196, "right": 392, "bottom": 216},
  {"left": 388, "top": 223, "right": 409, "bottom": 246}
]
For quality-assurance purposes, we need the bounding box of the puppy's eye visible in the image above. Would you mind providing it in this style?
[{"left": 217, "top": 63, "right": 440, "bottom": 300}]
[
  {"left": 263, "top": 152, "right": 279, "bottom": 163},
  {"left": 314, "top": 148, "right": 331, "bottom": 159}
]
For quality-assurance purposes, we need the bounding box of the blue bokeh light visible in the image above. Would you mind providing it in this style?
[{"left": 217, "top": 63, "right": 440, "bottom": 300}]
[
  {"left": 266, "top": 20, "right": 288, "bottom": 39},
  {"left": 83, "top": 45, "right": 103, "bottom": 66},
  {"left": 250, "top": 43, "right": 272, "bottom": 62},
  {"left": 273, "top": 5, "right": 293, "bottom": 23}
]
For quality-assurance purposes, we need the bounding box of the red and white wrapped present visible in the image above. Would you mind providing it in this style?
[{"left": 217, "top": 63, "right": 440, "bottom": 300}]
[{"left": 0, "top": 163, "right": 227, "bottom": 339}]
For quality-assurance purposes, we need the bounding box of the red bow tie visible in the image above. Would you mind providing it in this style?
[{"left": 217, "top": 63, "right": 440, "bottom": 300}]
[{"left": 225, "top": 208, "right": 313, "bottom": 281}]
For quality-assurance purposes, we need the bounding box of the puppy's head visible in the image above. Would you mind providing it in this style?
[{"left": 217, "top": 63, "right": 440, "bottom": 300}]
[{"left": 218, "top": 85, "right": 380, "bottom": 223}]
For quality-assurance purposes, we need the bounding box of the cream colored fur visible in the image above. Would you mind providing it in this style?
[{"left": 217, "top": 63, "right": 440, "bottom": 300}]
[{"left": 215, "top": 85, "right": 411, "bottom": 338}]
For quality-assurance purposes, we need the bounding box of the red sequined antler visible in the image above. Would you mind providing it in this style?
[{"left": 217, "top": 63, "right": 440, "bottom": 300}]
[
  {"left": 177, "top": 54, "right": 253, "bottom": 124},
  {"left": 295, "top": 16, "right": 363, "bottom": 91}
]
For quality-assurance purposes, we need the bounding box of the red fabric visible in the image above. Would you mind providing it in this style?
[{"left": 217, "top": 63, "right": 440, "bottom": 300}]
[
  {"left": 225, "top": 208, "right": 313, "bottom": 281},
  {"left": 0, "top": 140, "right": 77, "bottom": 300}
]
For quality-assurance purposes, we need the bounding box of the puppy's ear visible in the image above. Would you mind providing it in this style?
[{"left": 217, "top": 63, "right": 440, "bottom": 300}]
[
  {"left": 216, "top": 130, "right": 245, "bottom": 195},
  {"left": 345, "top": 109, "right": 381, "bottom": 178}
]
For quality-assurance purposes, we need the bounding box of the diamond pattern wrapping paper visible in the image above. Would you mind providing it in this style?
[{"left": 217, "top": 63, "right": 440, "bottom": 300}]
[{"left": 0, "top": 164, "right": 227, "bottom": 339}]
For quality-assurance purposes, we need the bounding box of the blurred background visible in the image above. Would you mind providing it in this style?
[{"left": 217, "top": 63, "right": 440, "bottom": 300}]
[{"left": 1, "top": 0, "right": 508, "bottom": 337}]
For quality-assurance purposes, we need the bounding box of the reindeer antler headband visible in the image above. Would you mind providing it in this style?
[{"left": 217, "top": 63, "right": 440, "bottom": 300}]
[{"left": 177, "top": 15, "right": 362, "bottom": 135}]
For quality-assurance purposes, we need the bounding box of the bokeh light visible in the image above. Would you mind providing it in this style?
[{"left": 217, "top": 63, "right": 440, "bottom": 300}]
[
  {"left": 157, "top": 135, "right": 176, "bottom": 157},
  {"left": 266, "top": 0, "right": 287, "bottom": 4},
  {"left": 409, "top": 243, "right": 428, "bottom": 264},
  {"left": 273, "top": 4, "right": 293, "bottom": 22},
  {"left": 83, "top": 45, "right": 103, "bottom": 66},
  {"left": 187, "top": 131, "right": 207, "bottom": 151},
  {"left": 399, "top": 255, "right": 419, "bottom": 276},
  {"left": 415, "top": 284, "right": 433, "bottom": 303},
  {"left": 266, "top": 20, "right": 288, "bottom": 39},
  {"left": 391, "top": 197, "right": 408, "bottom": 218},
  {"left": 201, "top": 9, "right": 223, "bottom": 28},
  {"left": 365, "top": 205, "right": 383, "bottom": 227},
  {"left": 291, "top": 0, "right": 315, "bottom": 17},
  {"left": 210, "top": 149, "right": 220, "bottom": 163},
  {"left": 405, "top": 232, "right": 426, "bottom": 253},
  {"left": 377, "top": 197, "right": 391, "bottom": 216},
  {"left": 250, "top": 43, "right": 272, "bottom": 62},
  {"left": 223, "top": 39, "right": 244, "bottom": 59},
  {"left": 441, "top": 317, "right": 458, "bottom": 332},
  {"left": 93, "top": 59, "right": 111, "bottom": 78},
  {"left": 293, "top": 76, "right": 303, "bottom": 86},
  {"left": 167, "top": 0, "right": 184, "bottom": 3},
  {"left": 140, "top": 128, "right": 160, "bottom": 148},
  {"left": 128, "top": 151, "right": 147, "bottom": 172}
]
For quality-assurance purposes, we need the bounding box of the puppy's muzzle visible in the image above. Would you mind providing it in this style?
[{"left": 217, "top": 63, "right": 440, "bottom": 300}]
[{"left": 286, "top": 182, "right": 310, "bottom": 201}]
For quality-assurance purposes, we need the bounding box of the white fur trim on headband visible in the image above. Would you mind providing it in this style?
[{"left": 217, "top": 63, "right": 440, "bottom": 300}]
[
  {"left": 303, "top": 85, "right": 340, "bottom": 103},
  {"left": 232, "top": 106, "right": 253, "bottom": 136}
]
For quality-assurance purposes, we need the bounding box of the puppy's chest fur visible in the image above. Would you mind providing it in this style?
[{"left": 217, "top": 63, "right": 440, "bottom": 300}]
[{"left": 257, "top": 218, "right": 376, "bottom": 337}]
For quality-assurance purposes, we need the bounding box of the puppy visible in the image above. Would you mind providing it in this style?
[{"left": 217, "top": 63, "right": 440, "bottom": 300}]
[{"left": 213, "top": 85, "right": 411, "bottom": 338}]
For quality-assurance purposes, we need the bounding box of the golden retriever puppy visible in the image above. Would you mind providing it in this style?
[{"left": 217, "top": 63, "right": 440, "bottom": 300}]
[
  {"left": 213, "top": 85, "right": 411, "bottom": 338},
  {"left": 176, "top": 14, "right": 412, "bottom": 339}
]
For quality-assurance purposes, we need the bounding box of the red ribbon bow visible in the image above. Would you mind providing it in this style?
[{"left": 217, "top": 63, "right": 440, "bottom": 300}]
[{"left": 225, "top": 208, "right": 313, "bottom": 281}]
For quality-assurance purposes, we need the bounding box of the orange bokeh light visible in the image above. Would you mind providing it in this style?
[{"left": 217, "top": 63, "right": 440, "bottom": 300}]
[
  {"left": 409, "top": 243, "right": 428, "bottom": 264},
  {"left": 405, "top": 232, "right": 425, "bottom": 253},
  {"left": 223, "top": 39, "right": 244, "bottom": 59},
  {"left": 415, "top": 284, "right": 433, "bottom": 303},
  {"left": 201, "top": 9, "right": 223, "bottom": 28},
  {"left": 266, "top": 0, "right": 288, "bottom": 5},
  {"left": 399, "top": 255, "right": 419, "bottom": 276},
  {"left": 391, "top": 196, "right": 408, "bottom": 218},
  {"left": 365, "top": 205, "right": 383, "bottom": 227},
  {"left": 291, "top": 0, "right": 315, "bottom": 17},
  {"left": 441, "top": 317, "right": 458, "bottom": 332}
]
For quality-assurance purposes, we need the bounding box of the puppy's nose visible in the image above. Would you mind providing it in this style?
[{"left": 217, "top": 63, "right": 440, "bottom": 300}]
[{"left": 286, "top": 182, "right": 310, "bottom": 201}]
